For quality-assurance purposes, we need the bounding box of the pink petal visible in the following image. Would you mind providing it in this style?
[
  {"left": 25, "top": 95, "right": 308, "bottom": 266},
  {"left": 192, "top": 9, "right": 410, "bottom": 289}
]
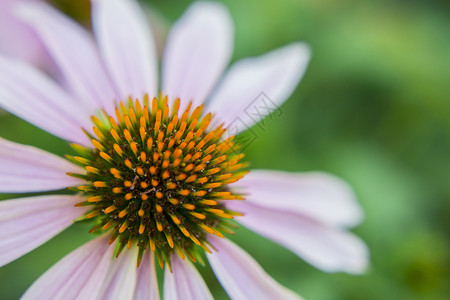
[
  {"left": 0, "top": 56, "right": 92, "bottom": 146},
  {"left": 164, "top": 255, "right": 213, "bottom": 300},
  {"left": 91, "top": 0, "right": 158, "bottom": 100},
  {"left": 162, "top": 2, "right": 233, "bottom": 110},
  {"left": 135, "top": 252, "right": 159, "bottom": 300},
  {"left": 0, "top": 195, "right": 88, "bottom": 267},
  {"left": 227, "top": 201, "right": 369, "bottom": 274},
  {"left": 0, "top": 0, "right": 47, "bottom": 64},
  {"left": 207, "top": 236, "right": 303, "bottom": 300},
  {"left": 238, "top": 170, "right": 363, "bottom": 227},
  {"left": 0, "top": 137, "right": 84, "bottom": 193},
  {"left": 16, "top": 2, "right": 119, "bottom": 115},
  {"left": 96, "top": 248, "right": 138, "bottom": 300},
  {"left": 207, "top": 43, "right": 310, "bottom": 133},
  {"left": 22, "top": 235, "right": 114, "bottom": 300}
]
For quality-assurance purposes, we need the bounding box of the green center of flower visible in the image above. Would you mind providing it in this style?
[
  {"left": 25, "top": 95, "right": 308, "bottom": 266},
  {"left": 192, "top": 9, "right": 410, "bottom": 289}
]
[{"left": 68, "top": 95, "right": 247, "bottom": 268}]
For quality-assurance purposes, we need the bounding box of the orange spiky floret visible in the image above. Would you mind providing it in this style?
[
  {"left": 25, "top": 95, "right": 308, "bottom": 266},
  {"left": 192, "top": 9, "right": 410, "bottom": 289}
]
[{"left": 68, "top": 95, "right": 247, "bottom": 267}]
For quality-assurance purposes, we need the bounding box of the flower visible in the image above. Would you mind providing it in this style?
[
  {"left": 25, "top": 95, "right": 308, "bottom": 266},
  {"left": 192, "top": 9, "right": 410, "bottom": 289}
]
[{"left": 0, "top": 0, "right": 369, "bottom": 299}]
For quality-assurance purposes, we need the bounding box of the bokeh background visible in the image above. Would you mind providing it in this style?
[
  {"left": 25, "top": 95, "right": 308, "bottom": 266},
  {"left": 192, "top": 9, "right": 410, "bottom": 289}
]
[{"left": 0, "top": 0, "right": 449, "bottom": 299}]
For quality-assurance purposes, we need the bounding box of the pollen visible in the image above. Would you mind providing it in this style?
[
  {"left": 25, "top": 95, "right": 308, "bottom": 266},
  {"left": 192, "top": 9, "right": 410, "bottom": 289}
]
[{"left": 69, "top": 95, "right": 247, "bottom": 267}]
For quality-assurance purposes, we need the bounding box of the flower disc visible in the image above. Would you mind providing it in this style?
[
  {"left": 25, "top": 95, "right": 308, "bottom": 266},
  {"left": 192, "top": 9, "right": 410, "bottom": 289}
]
[{"left": 69, "top": 96, "right": 247, "bottom": 268}]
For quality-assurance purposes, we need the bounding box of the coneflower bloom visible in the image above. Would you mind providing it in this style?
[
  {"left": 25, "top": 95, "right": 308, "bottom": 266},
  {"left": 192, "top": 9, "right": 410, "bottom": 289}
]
[{"left": 0, "top": 0, "right": 368, "bottom": 299}]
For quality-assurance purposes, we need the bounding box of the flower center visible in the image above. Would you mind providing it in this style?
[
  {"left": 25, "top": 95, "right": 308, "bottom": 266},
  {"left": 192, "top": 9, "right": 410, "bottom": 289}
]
[{"left": 68, "top": 95, "right": 247, "bottom": 268}]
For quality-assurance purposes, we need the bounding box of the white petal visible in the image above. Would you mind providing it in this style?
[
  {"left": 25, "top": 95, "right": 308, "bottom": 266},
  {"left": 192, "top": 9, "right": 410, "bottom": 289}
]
[
  {"left": 0, "top": 56, "right": 92, "bottom": 145},
  {"left": 23, "top": 235, "right": 114, "bottom": 300},
  {"left": 0, "top": 195, "right": 88, "bottom": 267},
  {"left": 227, "top": 201, "right": 369, "bottom": 274},
  {"left": 16, "top": 2, "right": 119, "bottom": 115},
  {"left": 91, "top": 0, "right": 158, "bottom": 100},
  {"left": 207, "top": 43, "right": 310, "bottom": 133},
  {"left": 135, "top": 252, "right": 159, "bottom": 300},
  {"left": 96, "top": 247, "right": 138, "bottom": 300},
  {"left": 162, "top": 2, "right": 233, "bottom": 109},
  {"left": 0, "top": 137, "right": 84, "bottom": 193},
  {"left": 238, "top": 170, "right": 363, "bottom": 227},
  {"left": 207, "top": 236, "right": 302, "bottom": 300},
  {"left": 164, "top": 255, "right": 213, "bottom": 300}
]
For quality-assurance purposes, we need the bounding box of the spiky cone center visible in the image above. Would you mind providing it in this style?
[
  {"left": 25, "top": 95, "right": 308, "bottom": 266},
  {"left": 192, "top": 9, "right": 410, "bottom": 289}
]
[{"left": 68, "top": 95, "right": 248, "bottom": 268}]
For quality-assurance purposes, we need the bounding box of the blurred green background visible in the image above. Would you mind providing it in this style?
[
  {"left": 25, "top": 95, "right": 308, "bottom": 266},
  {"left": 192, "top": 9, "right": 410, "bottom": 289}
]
[{"left": 0, "top": 0, "right": 449, "bottom": 299}]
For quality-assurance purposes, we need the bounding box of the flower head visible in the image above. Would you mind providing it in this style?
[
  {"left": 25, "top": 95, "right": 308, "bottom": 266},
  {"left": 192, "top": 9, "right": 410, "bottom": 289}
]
[
  {"left": 0, "top": 0, "right": 368, "bottom": 298},
  {"left": 72, "top": 97, "right": 247, "bottom": 268}
]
